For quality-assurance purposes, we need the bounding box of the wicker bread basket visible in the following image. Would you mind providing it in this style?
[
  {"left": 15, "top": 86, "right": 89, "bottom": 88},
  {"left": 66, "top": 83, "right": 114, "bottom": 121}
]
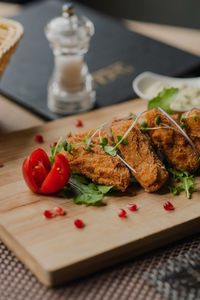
[{"left": 0, "top": 18, "right": 23, "bottom": 77}]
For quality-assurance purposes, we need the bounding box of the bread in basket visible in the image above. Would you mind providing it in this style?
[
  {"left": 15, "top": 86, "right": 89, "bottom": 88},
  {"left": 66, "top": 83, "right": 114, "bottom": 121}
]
[{"left": 0, "top": 18, "right": 23, "bottom": 77}]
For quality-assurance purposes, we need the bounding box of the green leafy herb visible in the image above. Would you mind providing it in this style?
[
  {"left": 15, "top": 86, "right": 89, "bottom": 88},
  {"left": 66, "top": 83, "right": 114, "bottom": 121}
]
[
  {"left": 83, "top": 137, "right": 92, "bottom": 151},
  {"left": 50, "top": 140, "right": 65, "bottom": 164},
  {"left": 84, "top": 136, "right": 90, "bottom": 144},
  {"left": 169, "top": 185, "right": 183, "bottom": 196},
  {"left": 148, "top": 88, "right": 179, "bottom": 114},
  {"left": 168, "top": 168, "right": 195, "bottom": 199},
  {"left": 84, "top": 146, "right": 92, "bottom": 151},
  {"left": 140, "top": 120, "right": 148, "bottom": 132},
  {"left": 71, "top": 174, "right": 89, "bottom": 184},
  {"left": 180, "top": 116, "right": 186, "bottom": 123},
  {"left": 117, "top": 135, "right": 127, "bottom": 145},
  {"left": 99, "top": 137, "right": 117, "bottom": 156},
  {"left": 49, "top": 139, "right": 73, "bottom": 164},
  {"left": 103, "top": 145, "right": 117, "bottom": 157},
  {"left": 61, "top": 174, "right": 114, "bottom": 206},
  {"left": 193, "top": 114, "right": 198, "bottom": 121},
  {"left": 96, "top": 185, "right": 114, "bottom": 194},
  {"left": 180, "top": 123, "right": 188, "bottom": 129},
  {"left": 99, "top": 137, "right": 108, "bottom": 147},
  {"left": 66, "top": 142, "right": 72, "bottom": 154},
  {"left": 155, "top": 115, "right": 161, "bottom": 125}
]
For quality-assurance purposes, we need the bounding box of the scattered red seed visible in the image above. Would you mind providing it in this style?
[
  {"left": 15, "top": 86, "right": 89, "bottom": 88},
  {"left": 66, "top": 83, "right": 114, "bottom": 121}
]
[
  {"left": 67, "top": 132, "right": 72, "bottom": 138},
  {"left": 44, "top": 210, "right": 55, "bottom": 219},
  {"left": 163, "top": 201, "right": 175, "bottom": 211},
  {"left": 75, "top": 119, "right": 83, "bottom": 127},
  {"left": 0, "top": 162, "right": 3, "bottom": 168},
  {"left": 54, "top": 207, "right": 65, "bottom": 216},
  {"left": 118, "top": 208, "right": 127, "bottom": 218},
  {"left": 34, "top": 135, "right": 44, "bottom": 143},
  {"left": 127, "top": 203, "right": 138, "bottom": 211},
  {"left": 50, "top": 142, "right": 57, "bottom": 148},
  {"left": 74, "top": 219, "right": 84, "bottom": 228}
]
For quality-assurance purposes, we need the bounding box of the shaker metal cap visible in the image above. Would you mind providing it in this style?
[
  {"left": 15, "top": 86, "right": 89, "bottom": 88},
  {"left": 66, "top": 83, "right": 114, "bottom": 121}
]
[
  {"left": 62, "top": 2, "right": 74, "bottom": 17},
  {"left": 45, "top": 2, "right": 94, "bottom": 52}
]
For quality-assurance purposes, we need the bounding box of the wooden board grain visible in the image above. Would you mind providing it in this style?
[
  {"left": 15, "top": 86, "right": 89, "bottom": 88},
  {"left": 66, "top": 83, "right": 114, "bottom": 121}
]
[{"left": 0, "top": 98, "right": 200, "bottom": 287}]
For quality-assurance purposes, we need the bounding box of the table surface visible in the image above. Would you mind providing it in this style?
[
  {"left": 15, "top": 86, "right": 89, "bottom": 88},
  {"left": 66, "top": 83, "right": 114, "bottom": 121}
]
[
  {"left": 1, "top": 3, "right": 200, "bottom": 299},
  {"left": 1, "top": 2, "right": 200, "bottom": 135}
]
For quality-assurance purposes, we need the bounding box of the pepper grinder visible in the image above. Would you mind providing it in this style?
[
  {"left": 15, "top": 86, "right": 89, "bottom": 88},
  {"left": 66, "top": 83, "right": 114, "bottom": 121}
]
[{"left": 45, "top": 3, "right": 95, "bottom": 114}]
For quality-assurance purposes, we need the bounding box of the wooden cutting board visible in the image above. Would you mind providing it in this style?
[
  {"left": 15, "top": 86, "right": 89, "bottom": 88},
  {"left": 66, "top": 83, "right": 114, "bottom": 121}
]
[{"left": 0, "top": 98, "right": 200, "bottom": 287}]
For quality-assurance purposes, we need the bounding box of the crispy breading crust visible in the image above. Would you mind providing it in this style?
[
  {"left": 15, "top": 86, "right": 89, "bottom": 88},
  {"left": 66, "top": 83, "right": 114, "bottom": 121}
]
[
  {"left": 111, "top": 120, "right": 168, "bottom": 192},
  {"left": 182, "top": 109, "right": 200, "bottom": 151},
  {"left": 143, "top": 109, "right": 199, "bottom": 172},
  {"left": 62, "top": 130, "right": 130, "bottom": 192}
]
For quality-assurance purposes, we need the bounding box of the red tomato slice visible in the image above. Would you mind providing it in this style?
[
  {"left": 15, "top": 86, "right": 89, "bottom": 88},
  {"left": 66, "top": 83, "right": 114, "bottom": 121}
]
[
  {"left": 22, "top": 149, "right": 70, "bottom": 194},
  {"left": 23, "top": 157, "right": 40, "bottom": 193},
  {"left": 40, "top": 153, "right": 70, "bottom": 194}
]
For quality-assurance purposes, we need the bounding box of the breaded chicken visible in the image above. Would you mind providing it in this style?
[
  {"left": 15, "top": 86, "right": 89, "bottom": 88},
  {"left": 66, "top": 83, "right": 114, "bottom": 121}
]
[
  {"left": 143, "top": 109, "right": 199, "bottom": 172},
  {"left": 182, "top": 109, "right": 200, "bottom": 151},
  {"left": 111, "top": 120, "right": 168, "bottom": 192},
  {"left": 62, "top": 130, "right": 130, "bottom": 192}
]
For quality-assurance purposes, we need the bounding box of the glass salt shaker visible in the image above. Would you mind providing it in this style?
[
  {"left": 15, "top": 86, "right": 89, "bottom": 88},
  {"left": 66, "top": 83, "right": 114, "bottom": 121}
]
[{"left": 45, "top": 3, "right": 95, "bottom": 114}]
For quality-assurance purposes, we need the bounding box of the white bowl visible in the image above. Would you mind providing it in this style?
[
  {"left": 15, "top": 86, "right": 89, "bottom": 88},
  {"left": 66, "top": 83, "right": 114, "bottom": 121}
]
[{"left": 133, "top": 71, "right": 200, "bottom": 101}]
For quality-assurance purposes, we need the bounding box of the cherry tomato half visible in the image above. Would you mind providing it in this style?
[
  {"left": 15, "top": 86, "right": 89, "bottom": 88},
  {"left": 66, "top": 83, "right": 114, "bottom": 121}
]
[{"left": 22, "top": 148, "right": 70, "bottom": 194}]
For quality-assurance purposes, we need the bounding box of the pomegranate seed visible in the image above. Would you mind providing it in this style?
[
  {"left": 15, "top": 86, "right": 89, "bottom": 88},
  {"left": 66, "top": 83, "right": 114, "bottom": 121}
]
[
  {"left": 50, "top": 142, "right": 57, "bottom": 148},
  {"left": 67, "top": 132, "right": 72, "bottom": 138},
  {"left": 118, "top": 208, "right": 127, "bottom": 218},
  {"left": 75, "top": 119, "right": 83, "bottom": 127},
  {"left": 34, "top": 135, "right": 44, "bottom": 143},
  {"left": 163, "top": 201, "right": 175, "bottom": 211},
  {"left": 74, "top": 219, "right": 84, "bottom": 228},
  {"left": 54, "top": 207, "right": 65, "bottom": 216},
  {"left": 0, "top": 162, "right": 3, "bottom": 168},
  {"left": 44, "top": 210, "right": 55, "bottom": 219},
  {"left": 127, "top": 203, "right": 138, "bottom": 211}
]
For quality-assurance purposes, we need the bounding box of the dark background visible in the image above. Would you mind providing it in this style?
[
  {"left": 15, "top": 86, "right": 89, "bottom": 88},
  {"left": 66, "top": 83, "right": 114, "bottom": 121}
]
[{"left": 2, "top": 0, "right": 200, "bottom": 29}]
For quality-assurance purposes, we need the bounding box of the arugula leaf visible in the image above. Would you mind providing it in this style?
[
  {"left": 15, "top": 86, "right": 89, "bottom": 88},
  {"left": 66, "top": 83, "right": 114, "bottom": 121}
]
[
  {"left": 73, "top": 190, "right": 104, "bottom": 205},
  {"left": 71, "top": 174, "right": 89, "bottom": 184},
  {"left": 183, "top": 176, "right": 195, "bottom": 198},
  {"left": 148, "top": 88, "right": 179, "bottom": 114},
  {"left": 168, "top": 168, "right": 194, "bottom": 199},
  {"left": 169, "top": 184, "right": 184, "bottom": 195},
  {"left": 97, "top": 185, "right": 114, "bottom": 194},
  {"left": 62, "top": 174, "right": 114, "bottom": 206}
]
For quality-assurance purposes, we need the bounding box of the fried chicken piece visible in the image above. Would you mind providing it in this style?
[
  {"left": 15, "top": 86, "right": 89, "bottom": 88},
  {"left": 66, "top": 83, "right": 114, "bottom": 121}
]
[
  {"left": 143, "top": 109, "right": 199, "bottom": 172},
  {"left": 62, "top": 130, "right": 130, "bottom": 192},
  {"left": 181, "top": 109, "right": 200, "bottom": 151},
  {"left": 111, "top": 120, "right": 168, "bottom": 192}
]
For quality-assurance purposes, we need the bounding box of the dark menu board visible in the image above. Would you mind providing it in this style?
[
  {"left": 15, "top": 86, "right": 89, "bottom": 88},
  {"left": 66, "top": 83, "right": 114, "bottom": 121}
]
[{"left": 1, "top": 0, "right": 200, "bottom": 120}]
